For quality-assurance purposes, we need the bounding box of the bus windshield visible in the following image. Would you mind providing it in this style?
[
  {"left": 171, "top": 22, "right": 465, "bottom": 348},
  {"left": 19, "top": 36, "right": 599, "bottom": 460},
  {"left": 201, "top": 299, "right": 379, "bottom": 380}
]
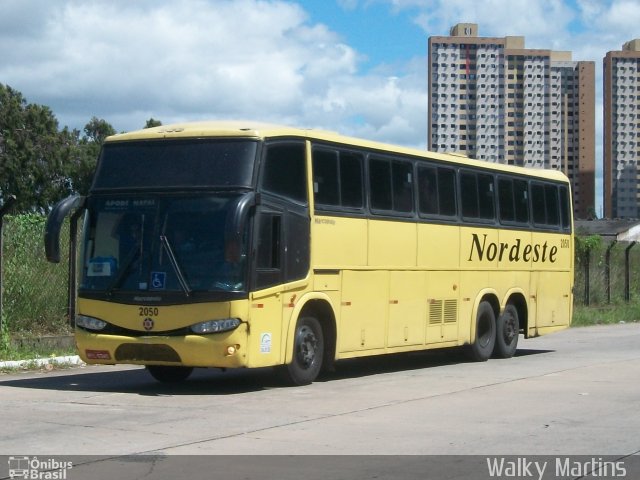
[
  {"left": 80, "top": 194, "right": 248, "bottom": 296},
  {"left": 92, "top": 139, "right": 258, "bottom": 191}
]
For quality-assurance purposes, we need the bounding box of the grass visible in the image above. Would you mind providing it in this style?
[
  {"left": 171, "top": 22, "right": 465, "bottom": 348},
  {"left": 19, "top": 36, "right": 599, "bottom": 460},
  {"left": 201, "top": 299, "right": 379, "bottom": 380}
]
[
  {"left": 0, "top": 356, "right": 82, "bottom": 374},
  {"left": 572, "top": 302, "right": 640, "bottom": 327},
  {"left": 0, "top": 343, "right": 78, "bottom": 362},
  {"left": 0, "top": 338, "right": 80, "bottom": 373}
]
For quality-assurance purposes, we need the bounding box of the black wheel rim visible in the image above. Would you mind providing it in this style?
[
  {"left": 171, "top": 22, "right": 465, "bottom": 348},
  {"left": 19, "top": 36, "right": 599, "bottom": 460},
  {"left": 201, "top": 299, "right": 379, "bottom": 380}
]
[
  {"left": 296, "top": 325, "right": 318, "bottom": 369},
  {"left": 502, "top": 311, "right": 517, "bottom": 344}
]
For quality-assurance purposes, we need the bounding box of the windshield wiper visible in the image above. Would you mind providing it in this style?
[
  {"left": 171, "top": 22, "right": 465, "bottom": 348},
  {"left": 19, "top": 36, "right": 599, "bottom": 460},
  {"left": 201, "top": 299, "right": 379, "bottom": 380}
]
[
  {"left": 159, "top": 235, "right": 192, "bottom": 297},
  {"left": 106, "top": 247, "right": 139, "bottom": 295}
]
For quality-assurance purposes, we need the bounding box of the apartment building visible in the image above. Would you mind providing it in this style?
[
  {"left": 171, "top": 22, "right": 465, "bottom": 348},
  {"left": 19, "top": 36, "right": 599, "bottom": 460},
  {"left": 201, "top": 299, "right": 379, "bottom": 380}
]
[
  {"left": 604, "top": 39, "right": 640, "bottom": 219},
  {"left": 428, "top": 23, "right": 595, "bottom": 219}
]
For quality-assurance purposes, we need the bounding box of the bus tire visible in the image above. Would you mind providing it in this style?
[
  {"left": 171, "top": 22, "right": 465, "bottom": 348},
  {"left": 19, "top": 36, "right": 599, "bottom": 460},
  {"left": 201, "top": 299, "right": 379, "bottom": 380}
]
[
  {"left": 494, "top": 304, "right": 519, "bottom": 358},
  {"left": 281, "top": 316, "right": 324, "bottom": 386},
  {"left": 467, "top": 301, "right": 496, "bottom": 362},
  {"left": 146, "top": 365, "right": 194, "bottom": 383}
]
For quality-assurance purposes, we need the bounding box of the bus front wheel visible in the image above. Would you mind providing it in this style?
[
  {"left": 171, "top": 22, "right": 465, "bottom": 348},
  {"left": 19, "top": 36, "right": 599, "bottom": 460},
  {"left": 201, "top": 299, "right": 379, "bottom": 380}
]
[
  {"left": 281, "top": 316, "right": 324, "bottom": 386},
  {"left": 467, "top": 301, "right": 496, "bottom": 362},
  {"left": 494, "top": 304, "right": 519, "bottom": 358},
  {"left": 146, "top": 365, "right": 194, "bottom": 383}
]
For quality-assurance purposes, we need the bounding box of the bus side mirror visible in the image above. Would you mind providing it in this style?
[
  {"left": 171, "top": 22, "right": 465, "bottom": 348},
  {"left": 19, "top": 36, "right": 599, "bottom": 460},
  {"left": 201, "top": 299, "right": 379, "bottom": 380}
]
[
  {"left": 225, "top": 192, "right": 258, "bottom": 242},
  {"left": 223, "top": 192, "right": 259, "bottom": 262},
  {"left": 45, "top": 195, "right": 86, "bottom": 263}
]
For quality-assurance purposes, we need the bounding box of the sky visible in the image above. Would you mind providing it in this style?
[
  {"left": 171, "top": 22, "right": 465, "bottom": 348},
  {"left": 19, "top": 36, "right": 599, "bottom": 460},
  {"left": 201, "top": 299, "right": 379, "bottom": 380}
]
[{"left": 1, "top": 0, "right": 639, "bottom": 212}]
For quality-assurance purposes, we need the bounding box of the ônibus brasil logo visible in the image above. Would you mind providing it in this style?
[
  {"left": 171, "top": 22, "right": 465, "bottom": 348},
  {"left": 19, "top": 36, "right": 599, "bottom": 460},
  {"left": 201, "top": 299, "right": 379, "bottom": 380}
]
[{"left": 8, "top": 456, "right": 72, "bottom": 480}]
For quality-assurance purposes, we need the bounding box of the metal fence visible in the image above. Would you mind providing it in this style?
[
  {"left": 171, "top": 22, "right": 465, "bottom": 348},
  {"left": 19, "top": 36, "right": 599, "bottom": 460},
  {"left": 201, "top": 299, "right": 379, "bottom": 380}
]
[
  {"left": 574, "top": 240, "right": 640, "bottom": 306},
  {"left": 0, "top": 213, "right": 70, "bottom": 336}
]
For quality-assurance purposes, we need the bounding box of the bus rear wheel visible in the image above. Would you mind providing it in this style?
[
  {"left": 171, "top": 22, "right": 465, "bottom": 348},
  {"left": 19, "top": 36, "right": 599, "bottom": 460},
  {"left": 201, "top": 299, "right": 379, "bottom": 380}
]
[
  {"left": 494, "top": 304, "right": 519, "bottom": 358},
  {"left": 280, "top": 316, "right": 324, "bottom": 386},
  {"left": 146, "top": 365, "right": 194, "bottom": 383},
  {"left": 467, "top": 301, "right": 496, "bottom": 362}
]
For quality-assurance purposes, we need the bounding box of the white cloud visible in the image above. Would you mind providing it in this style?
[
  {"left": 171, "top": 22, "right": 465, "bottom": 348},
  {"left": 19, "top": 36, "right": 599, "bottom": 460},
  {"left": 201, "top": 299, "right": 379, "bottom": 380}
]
[
  {"left": 601, "top": 0, "right": 640, "bottom": 34},
  {"left": 0, "top": 0, "right": 429, "bottom": 148},
  {"left": 4, "top": 0, "right": 632, "bottom": 170}
]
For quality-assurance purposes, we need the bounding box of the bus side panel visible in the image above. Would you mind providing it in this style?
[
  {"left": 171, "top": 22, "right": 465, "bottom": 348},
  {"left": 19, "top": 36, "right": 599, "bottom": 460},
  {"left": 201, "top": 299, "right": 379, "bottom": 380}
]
[
  {"left": 368, "top": 220, "right": 416, "bottom": 267},
  {"left": 312, "top": 216, "right": 367, "bottom": 268},
  {"left": 339, "top": 270, "right": 388, "bottom": 353},
  {"left": 388, "top": 271, "right": 427, "bottom": 347},
  {"left": 417, "top": 223, "right": 459, "bottom": 270},
  {"left": 246, "top": 290, "right": 283, "bottom": 368},
  {"left": 534, "top": 271, "right": 572, "bottom": 330},
  {"left": 529, "top": 231, "right": 572, "bottom": 335}
]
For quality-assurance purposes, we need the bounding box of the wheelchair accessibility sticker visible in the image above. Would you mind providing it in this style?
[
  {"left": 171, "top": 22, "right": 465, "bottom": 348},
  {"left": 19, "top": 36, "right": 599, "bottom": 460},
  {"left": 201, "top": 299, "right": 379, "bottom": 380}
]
[{"left": 151, "top": 272, "right": 166, "bottom": 289}]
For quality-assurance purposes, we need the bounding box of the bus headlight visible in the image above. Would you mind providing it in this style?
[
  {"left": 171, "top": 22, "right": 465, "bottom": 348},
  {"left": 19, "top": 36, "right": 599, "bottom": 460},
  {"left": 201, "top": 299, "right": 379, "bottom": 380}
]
[
  {"left": 76, "top": 314, "right": 107, "bottom": 331},
  {"left": 190, "top": 318, "right": 241, "bottom": 334}
]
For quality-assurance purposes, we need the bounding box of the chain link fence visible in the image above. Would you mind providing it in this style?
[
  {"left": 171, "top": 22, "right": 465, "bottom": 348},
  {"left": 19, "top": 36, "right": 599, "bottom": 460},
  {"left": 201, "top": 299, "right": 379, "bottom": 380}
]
[{"left": 1, "top": 214, "right": 71, "bottom": 337}]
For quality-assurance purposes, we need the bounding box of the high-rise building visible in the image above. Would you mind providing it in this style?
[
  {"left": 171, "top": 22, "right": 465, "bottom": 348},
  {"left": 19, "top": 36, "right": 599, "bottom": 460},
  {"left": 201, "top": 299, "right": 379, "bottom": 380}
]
[
  {"left": 603, "top": 39, "right": 640, "bottom": 219},
  {"left": 428, "top": 23, "right": 595, "bottom": 219}
]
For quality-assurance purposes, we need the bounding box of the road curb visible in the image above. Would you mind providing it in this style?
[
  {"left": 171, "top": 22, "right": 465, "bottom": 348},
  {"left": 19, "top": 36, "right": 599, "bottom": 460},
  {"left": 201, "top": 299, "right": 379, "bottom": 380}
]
[{"left": 0, "top": 355, "right": 84, "bottom": 370}]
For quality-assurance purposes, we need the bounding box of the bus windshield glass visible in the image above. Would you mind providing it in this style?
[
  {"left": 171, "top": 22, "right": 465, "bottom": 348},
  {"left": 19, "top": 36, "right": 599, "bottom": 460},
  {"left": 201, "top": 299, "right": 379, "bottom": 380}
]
[
  {"left": 80, "top": 194, "right": 248, "bottom": 296},
  {"left": 92, "top": 139, "right": 258, "bottom": 190}
]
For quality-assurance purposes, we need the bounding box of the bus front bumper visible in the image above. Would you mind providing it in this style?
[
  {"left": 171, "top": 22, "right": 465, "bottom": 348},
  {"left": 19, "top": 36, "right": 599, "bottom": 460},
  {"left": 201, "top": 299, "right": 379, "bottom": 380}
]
[{"left": 75, "top": 323, "right": 249, "bottom": 369}]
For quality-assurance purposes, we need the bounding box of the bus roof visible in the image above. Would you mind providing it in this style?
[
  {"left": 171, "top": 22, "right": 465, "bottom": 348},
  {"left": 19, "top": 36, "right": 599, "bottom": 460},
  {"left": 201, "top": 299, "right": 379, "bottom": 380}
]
[{"left": 107, "top": 120, "right": 570, "bottom": 183}]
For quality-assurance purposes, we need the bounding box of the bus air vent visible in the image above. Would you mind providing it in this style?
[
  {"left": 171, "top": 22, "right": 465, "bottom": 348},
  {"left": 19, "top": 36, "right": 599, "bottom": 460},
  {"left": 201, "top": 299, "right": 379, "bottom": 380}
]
[
  {"left": 429, "top": 300, "right": 443, "bottom": 325},
  {"left": 444, "top": 299, "right": 458, "bottom": 323}
]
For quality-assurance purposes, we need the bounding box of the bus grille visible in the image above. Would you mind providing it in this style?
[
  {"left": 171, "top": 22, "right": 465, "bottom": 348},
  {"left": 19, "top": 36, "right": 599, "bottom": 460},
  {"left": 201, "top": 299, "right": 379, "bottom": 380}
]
[{"left": 114, "top": 344, "right": 181, "bottom": 363}]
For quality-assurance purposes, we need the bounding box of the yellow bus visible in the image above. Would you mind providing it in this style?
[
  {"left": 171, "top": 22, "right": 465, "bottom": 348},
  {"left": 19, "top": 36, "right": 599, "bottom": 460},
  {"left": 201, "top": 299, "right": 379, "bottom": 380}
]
[{"left": 45, "top": 121, "right": 573, "bottom": 385}]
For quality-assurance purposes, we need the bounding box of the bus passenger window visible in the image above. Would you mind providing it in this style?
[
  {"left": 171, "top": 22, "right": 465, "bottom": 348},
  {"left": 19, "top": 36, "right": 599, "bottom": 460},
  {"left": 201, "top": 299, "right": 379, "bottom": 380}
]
[
  {"left": 340, "top": 152, "right": 363, "bottom": 208},
  {"left": 312, "top": 148, "right": 364, "bottom": 210},
  {"left": 256, "top": 214, "right": 281, "bottom": 269},
  {"left": 261, "top": 143, "right": 307, "bottom": 203},
  {"left": 418, "top": 166, "right": 438, "bottom": 215},
  {"left": 438, "top": 168, "right": 457, "bottom": 216},
  {"left": 514, "top": 179, "right": 529, "bottom": 223},
  {"left": 392, "top": 160, "right": 413, "bottom": 213},
  {"left": 559, "top": 185, "right": 570, "bottom": 230},
  {"left": 545, "top": 185, "right": 559, "bottom": 226},
  {"left": 369, "top": 158, "right": 392, "bottom": 211},
  {"left": 478, "top": 174, "right": 495, "bottom": 220},
  {"left": 460, "top": 173, "right": 479, "bottom": 218},
  {"left": 498, "top": 178, "right": 515, "bottom": 222},
  {"left": 531, "top": 184, "right": 546, "bottom": 224},
  {"left": 312, "top": 149, "right": 339, "bottom": 206}
]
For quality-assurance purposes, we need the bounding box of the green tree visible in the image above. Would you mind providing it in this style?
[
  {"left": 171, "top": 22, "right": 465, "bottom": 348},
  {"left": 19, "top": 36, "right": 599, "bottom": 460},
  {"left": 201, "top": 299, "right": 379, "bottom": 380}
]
[
  {"left": 66, "top": 117, "right": 116, "bottom": 195},
  {"left": 0, "top": 84, "right": 70, "bottom": 212},
  {"left": 83, "top": 116, "right": 116, "bottom": 144},
  {"left": 0, "top": 84, "right": 116, "bottom": 210},
  {"left": 144, "top": 118, "right": 162, "bottom": 128}
]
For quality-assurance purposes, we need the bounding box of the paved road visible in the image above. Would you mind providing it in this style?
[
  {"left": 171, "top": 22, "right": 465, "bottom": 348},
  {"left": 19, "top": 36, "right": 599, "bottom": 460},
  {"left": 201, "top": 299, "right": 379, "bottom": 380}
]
[{"left": 1, "top": 323, "right": 639, "bottom": 459}]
